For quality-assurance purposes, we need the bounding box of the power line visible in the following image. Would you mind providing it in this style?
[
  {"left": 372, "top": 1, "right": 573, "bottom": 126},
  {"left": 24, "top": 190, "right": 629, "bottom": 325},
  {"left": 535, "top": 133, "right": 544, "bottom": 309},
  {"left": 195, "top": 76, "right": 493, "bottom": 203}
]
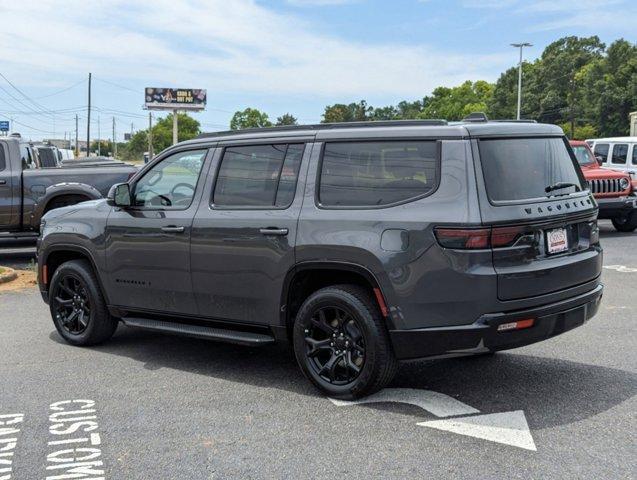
[
  {"left": 0, "top": 71, "right": 57, "bottom": 117},
  {"left": 35, "top": 79, "right": 86, "bottom": 99},
  {"left": 93, "top": 76, "right": 139, "bottom": 94}
]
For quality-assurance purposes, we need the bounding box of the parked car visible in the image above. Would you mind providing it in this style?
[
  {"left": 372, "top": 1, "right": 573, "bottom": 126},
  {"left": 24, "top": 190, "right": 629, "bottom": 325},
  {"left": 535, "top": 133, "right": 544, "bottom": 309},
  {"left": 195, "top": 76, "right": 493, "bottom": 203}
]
[
  {"left": 0, "top": 137, "right": 137, "bottom": 235},
  {"left": 58, "top": 148, "right": 75, "bottom": 161},
  {"left": 570, "top": 140, "right": 637, "bottom": 232},
  {"left": 587, "top": 137, "right": 637, "bottom": 175},
  {"left": 37, "top": 118, "right": 603, "bottom": 399}
]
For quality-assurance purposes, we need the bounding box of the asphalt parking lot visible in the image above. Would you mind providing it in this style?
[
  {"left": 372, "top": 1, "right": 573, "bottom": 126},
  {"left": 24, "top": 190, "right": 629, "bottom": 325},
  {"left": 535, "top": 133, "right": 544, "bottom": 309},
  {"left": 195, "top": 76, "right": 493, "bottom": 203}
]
[{"left": 1, "top": 221, "right": 636, "bottom": 479}]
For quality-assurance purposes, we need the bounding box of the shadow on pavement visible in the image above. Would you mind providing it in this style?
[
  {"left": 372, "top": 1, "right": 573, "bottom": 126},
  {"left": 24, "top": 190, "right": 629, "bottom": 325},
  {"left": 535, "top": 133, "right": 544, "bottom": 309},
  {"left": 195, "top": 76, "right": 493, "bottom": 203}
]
[{"left": 49, "top": 325, "right": 637, "bottom": 431}]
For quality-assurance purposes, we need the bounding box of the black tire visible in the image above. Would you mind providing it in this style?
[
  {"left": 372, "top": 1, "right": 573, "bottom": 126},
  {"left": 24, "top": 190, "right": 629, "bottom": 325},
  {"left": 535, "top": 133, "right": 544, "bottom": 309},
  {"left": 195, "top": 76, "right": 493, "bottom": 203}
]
[
  {"left": 45, "top": 195, "right": 89, "bottom": 214},
  {"left": 292, "top": 284, "right": 398, "bottom": 399},
  {"left": 611, "top": 212, "right": 637, "bottom": 232},
  {"left": 49, "top": 259, "right": 117, "bottom": 346}
]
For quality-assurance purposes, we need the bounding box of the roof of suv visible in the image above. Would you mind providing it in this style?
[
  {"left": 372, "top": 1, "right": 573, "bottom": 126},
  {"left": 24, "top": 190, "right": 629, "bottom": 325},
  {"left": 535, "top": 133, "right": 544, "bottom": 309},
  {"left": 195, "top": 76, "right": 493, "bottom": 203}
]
[{"left": 179, "top": 119, "right": 563, "bottom": 148}]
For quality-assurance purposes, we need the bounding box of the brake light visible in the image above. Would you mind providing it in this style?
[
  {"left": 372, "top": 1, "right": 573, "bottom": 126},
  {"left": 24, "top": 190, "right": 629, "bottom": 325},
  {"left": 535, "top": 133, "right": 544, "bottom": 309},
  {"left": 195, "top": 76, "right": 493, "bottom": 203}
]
[
  {"left": 434, "top": 226, "right": 525, "bottom": 250},
  {"left": 434, "top": 228, "right": 490, "bottom": 249}
]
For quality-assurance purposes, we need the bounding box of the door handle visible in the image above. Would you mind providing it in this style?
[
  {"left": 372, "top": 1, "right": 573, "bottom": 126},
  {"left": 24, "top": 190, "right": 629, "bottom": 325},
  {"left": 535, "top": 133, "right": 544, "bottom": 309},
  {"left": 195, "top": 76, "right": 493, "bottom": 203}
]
[
  {"left": 161, "top": 226, "right": 185, "bottom": 233},
  {"left": 0, "top": 180, "right": 6, "bottom": 185},
  {"left": 259, "top": 227, "right": 289, "bottom": 236}
]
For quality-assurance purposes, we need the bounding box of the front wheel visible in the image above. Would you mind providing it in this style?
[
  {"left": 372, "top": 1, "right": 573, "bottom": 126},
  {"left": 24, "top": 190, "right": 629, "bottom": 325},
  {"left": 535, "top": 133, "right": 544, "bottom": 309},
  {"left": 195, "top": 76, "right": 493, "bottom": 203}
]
[
  {"left": 292, "top": 285, "right": 398, "bottom": 399},
  {"left": 49, "top": 259, "right": 118, "bottom": 346},
  {"left": 612, "top": 212, "right": 637, "bottom": 232}
]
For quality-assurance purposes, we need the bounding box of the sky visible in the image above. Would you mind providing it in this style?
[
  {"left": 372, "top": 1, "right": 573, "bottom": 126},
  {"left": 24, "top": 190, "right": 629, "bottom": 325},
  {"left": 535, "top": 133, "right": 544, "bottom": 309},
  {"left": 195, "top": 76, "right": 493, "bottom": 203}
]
[{"left": 0, "top": 0, "right": 635, "bottom": 141}]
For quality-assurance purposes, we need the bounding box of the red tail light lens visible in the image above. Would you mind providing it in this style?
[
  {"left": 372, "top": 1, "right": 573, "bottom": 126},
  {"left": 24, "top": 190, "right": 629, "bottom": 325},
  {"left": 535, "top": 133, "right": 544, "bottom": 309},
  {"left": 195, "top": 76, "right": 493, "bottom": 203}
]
[
  {"left": 491, "top": 226, "right": 525, "bottom": 248},
  {"left": 434, "top": 228, "right": 491, "bottom": 249},
  {"left": 435, "top": 226, "right": 526, "bottom": 249}
]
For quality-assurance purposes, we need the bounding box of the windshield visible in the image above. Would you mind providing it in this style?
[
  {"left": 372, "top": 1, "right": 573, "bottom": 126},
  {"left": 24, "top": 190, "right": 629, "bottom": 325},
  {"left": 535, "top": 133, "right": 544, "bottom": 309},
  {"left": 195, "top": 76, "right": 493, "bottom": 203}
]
[
  {"left": 571, "top": 145, "right": 596, "bottom": 166},
  {"left": 479, "top": 137, "right": 583, "bottom": 202}
]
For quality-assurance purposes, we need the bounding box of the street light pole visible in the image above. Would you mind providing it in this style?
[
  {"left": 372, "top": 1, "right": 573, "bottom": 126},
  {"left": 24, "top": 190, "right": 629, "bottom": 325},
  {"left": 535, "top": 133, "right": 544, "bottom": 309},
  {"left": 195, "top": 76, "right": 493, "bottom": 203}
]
[{"left": 511, "top": 43, "right": 532, "bottom": 120}]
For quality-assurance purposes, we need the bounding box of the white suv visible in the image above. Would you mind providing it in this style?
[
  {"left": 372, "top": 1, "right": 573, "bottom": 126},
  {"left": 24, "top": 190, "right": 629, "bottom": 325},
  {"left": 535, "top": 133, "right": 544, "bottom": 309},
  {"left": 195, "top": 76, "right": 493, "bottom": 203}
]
[{"left": 587, "top": 137, "right": 637, "bottom": 175}]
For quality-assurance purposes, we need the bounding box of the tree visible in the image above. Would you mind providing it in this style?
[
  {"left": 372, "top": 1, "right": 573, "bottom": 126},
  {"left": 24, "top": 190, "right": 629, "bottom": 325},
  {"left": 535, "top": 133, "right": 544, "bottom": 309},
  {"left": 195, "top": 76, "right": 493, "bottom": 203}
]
[
  {"left": 322, "top": 100, "right": 372, "bottom": 123},
  {"left": 230, "top": 108, "right": 272, "bottom": 130},
  {"left": 419, "top": 80, "right": 494, "bottom": 120},
  {"left": 152, "top": 113, "right": 200, "bottom": 152},
  {"left": 489, "top": 62, "right": 538, "bottom": 120},
  {"left": 276, "top": 113, "right": 298, "bottom": 126},
  {"left": 90, "top": 140, "right": 112, "bottom": 156}
]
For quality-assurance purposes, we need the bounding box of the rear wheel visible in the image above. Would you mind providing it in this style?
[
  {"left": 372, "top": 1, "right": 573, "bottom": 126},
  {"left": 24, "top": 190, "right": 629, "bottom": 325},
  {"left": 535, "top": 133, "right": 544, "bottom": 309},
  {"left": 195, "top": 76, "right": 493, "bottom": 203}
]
[
  {"left": 612, "top": 212, "right": 637, "bottom": 232},
  {"left": 49, "top": 259, "right": 117, "bottom": 346},
  {"left": 292, "top": 285, "right": 398, "bottom": 399}
]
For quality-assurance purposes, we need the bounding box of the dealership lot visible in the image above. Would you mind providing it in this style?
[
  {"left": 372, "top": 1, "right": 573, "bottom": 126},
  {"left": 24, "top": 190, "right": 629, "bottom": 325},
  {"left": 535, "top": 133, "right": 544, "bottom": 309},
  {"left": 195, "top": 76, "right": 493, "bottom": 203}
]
[{"left": 1, "top": 221, "right": 635, "bottom": 479}]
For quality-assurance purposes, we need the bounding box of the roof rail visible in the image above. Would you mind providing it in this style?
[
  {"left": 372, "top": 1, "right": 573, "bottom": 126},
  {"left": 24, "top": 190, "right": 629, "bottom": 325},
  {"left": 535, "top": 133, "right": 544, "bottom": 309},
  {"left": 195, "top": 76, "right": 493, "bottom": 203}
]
[
  {"left": 490, "top": 119, "right": 538, "bottom": 124},
  {"left": 197, "top": 119, "right": 448, "bottom": 139}
]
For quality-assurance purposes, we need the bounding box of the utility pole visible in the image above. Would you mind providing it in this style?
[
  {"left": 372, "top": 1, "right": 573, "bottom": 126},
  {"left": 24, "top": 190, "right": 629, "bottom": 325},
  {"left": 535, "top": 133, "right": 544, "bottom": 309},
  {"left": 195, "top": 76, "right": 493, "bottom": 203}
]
[
  {"left": 511, "top": 43, "right": 532, "bottom": 120},
  {"left": 86, "top": 72, "right": 91, "bottom": 156},
  {"left": 112, "top": 117, "right": 117, "bottom": 158},
  {"left": 148, "top": 111, "right": 154, "bottom": 161},
  {"left": 75, "top": 114, "right": 79, "bottom": 157},
  {"left": 172, "top": 110, "right": 178, "bottom": 145},
  {"left": 97, "top": 115, "right": 101, "bottom": 156},
  {"left": 130, "top": 122, "right": 134, "bottom": 138}
]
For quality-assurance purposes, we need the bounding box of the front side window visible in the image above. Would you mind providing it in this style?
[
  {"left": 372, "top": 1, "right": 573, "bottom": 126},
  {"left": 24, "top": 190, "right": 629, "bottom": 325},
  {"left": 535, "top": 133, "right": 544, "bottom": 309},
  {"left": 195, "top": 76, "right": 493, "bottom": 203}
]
[
  {"left": 594, "top": 143, "right": 609, "bottom": 164},
  {"left": 611, "top": 144, "right": 628, "bottom": 164},
  {"left": 0, "top": 145, "right": 5, "bottom": 171},
  {"left": 319, "top": 141, "right": 438, "bottom": 207},
  {"left": 213, "top": 144, "right": 304, "bottom": 207},
  {"left": 133, "top": 149, "right": 207, "bottom": 208},
  {"left": 20, "top": 145, "right": 35, "bottom": 169},
  {"left": 479, "top": 137, "right": 582, "bottom": 202},
  {"left": 571, "top": 145, "right": 596, "bottom": 166},
  {"left": 632, "top": 145, "right": 637, "bottom": 165}
]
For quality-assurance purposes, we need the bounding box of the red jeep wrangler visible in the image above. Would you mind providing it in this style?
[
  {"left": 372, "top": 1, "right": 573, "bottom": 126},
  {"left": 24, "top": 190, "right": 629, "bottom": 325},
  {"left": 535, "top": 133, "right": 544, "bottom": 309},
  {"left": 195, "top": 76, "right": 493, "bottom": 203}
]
[{"left": 570, "top": 140, "right": 637, "bottom": 232}]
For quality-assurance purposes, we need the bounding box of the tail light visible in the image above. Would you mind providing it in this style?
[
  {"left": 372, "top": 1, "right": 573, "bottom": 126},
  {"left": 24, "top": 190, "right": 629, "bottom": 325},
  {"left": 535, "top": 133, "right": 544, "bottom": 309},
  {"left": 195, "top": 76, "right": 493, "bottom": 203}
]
[{"left": 435, "top": 226, "right": 526, "bottom": 250}]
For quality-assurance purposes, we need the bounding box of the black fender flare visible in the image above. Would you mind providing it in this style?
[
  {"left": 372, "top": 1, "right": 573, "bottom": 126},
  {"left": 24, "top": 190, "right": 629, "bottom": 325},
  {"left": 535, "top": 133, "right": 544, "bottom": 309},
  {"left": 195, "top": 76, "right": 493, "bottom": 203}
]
[{"left": 31, "top": 183, "right": 102, "bottom": 228}]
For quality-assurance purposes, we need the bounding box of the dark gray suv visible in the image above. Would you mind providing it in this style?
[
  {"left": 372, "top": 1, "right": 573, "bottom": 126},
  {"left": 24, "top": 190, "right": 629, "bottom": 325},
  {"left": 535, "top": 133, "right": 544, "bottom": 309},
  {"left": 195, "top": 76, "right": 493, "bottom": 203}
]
[{"left": 37, "top": 118, "right": 603, "bottom": 398}]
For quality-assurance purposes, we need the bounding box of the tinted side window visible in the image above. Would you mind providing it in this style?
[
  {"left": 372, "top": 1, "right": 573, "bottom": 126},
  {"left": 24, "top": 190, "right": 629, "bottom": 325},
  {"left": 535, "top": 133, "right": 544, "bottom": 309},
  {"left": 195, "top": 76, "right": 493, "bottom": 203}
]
[
  {"left": 611, "top": 144, "right": 628, "bottom": 164},
  {"left": 594, "top": 143, "right": 609, "bottom": 163},
  {"left": 319, "top": 141, "right": 438, "bottom": 207},
  {"left": 213, "top": 144, "right": 304, "bottom": 207},
  {"left": 632, "top": 145, "right": 637, "bottom": 165},
  {"left": 134, "top": 149, "right": 207, "bottom": 209},
  {"left": 0, "top": 145, "right": 5, "bottom": 171}
]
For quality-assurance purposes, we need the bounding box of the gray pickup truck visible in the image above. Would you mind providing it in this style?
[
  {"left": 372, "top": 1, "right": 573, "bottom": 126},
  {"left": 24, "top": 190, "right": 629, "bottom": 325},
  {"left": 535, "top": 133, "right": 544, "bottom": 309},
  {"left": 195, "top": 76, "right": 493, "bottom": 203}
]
[{"left": 0, "top": 137, "right": 137, "bottom": 235}]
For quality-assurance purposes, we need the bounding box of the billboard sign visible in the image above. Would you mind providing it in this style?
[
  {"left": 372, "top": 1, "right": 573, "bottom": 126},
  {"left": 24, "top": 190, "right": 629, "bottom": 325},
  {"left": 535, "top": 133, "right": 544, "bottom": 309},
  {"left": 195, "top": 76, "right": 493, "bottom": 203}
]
[
  {"left": 144, "top": 88, "right": 206, "bottom": 110},
  {"left": 0, "top": 121, "right": 9, "bottom": 132}
]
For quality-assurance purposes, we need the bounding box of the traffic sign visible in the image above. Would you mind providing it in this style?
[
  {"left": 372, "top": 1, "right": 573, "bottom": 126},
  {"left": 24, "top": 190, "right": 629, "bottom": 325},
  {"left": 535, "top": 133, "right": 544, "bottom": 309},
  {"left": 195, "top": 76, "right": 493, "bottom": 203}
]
[{"left": 0, "top": 121, "right": 9, "bottom": 132}]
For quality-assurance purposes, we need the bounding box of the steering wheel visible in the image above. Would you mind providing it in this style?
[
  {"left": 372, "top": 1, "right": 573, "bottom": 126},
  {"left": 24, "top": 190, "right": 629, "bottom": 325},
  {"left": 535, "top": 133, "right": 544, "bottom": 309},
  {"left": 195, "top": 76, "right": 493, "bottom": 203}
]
[{"left": 171, "top": 183, "right": 195, "bottom": 196}]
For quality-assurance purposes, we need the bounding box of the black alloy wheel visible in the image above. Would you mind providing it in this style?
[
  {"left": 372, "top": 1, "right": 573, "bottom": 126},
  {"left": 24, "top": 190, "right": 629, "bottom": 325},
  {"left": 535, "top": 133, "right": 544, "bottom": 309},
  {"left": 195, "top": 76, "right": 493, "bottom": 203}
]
[
  {"left": 303, "top": 306, "right": 366, "bottom": 385},
  {"left": 52, "top": 274, "right": 91, "bottom": 335}
]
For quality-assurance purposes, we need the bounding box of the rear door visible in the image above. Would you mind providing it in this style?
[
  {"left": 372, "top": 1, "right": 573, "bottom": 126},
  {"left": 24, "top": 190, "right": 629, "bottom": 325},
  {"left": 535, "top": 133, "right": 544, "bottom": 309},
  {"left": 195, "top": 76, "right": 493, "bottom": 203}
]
[
  {"left": 474, "top": 136, "right": 602, "bottom": 301},
  {"left": 190, "top": 141, "right": 310, "bottom": 325}
]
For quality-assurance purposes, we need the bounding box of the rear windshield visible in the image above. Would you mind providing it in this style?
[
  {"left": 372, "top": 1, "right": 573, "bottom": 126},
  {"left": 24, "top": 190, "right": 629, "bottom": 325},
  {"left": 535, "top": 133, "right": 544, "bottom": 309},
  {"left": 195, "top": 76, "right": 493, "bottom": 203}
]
[
  {"left": 571, "top": 145, "right": 596, "bottom": 166},
  {"left": 479, "top": 137, "right": 583, "bottom": 202}
]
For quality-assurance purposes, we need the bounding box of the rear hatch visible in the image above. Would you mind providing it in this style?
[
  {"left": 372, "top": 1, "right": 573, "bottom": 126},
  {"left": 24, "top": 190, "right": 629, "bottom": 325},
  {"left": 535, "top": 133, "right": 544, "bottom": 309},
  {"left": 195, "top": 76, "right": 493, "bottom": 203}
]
[{"left": 476, "top": 136, "right": 602, "bottom": 301}]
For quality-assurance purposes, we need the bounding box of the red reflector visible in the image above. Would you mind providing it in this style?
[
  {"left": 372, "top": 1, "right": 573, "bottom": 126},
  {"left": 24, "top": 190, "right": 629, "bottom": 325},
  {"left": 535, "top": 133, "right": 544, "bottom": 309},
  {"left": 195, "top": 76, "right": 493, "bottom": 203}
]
[
  {"left": 434, "top": 228, "right": 490, "bottom": 249},
  {"left": 491, "top": 226, "right": 525, "bottom": 248},
  {"left": 497, "top": 318, "right": 535, "bottom": 332},
  {"left": 373, "top": 287, "right": 388, "bottom": 317},
  {"left": 42, "top": 265, "right": 48, "bottom": 285}
]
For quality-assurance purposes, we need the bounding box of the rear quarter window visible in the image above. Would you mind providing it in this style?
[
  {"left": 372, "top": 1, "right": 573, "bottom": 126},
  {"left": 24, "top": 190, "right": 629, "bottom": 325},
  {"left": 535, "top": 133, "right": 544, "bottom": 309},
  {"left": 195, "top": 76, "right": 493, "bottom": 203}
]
[
  {"left": 611, "top": 144, "right": 628, "bottom": 164},
  {"left": 479, "top": 137, "right": 583, "bottom": 202},
  {"left": 318, "top": 141, "right": 439, "bottom": 207}
]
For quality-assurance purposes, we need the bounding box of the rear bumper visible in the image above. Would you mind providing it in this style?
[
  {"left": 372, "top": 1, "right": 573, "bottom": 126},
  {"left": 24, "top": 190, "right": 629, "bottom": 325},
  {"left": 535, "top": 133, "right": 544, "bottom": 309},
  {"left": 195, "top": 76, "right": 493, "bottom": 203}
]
[
  {"left": 596, "top": 196, "right": 636, "bottom": 219},
  {"left": 389, "top": 283, "right": 603, "bottom": 360}
]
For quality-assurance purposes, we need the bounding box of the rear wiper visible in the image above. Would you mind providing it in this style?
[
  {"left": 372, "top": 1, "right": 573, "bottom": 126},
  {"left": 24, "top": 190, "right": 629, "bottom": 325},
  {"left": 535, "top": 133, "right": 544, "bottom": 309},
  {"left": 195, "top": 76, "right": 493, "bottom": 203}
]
[{"left": 545, "top": 182, "right": 581, "bottom": 195}]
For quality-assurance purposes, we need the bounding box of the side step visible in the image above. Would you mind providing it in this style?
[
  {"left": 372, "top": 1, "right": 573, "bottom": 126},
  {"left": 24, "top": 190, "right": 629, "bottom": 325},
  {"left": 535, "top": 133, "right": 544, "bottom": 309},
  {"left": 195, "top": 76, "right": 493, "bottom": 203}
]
[{"left": 121, "top": 317, "right": 276, "bottom": 346}]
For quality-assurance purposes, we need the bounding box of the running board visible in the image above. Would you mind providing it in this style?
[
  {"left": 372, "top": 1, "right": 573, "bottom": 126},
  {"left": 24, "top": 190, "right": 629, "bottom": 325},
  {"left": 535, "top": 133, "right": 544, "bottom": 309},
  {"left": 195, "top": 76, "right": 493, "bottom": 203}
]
[{"left": 121, "top": 317, "right": 276, "bottom": 346}]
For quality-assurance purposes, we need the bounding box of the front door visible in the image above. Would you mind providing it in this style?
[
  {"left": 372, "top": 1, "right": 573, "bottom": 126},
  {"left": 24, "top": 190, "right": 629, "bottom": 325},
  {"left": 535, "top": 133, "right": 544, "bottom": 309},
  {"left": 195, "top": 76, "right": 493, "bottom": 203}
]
[
  {"left": 191, "top": 142, "right": 310, "bottom": 325},
  {"left": 0, "top": 142, "right": 15, "bottom": 230},
  {"left": 104, "top": 148, "right": 210, "bottom": 315}
]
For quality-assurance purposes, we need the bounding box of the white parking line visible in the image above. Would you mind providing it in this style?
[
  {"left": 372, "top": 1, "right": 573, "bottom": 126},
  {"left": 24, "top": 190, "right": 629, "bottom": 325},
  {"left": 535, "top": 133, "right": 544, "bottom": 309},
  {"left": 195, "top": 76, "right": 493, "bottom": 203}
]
[
  {"left": 604, "top": 265, "right": 637, "bottom": 273},
  {"left": 0, "top": 413, "right": 24, "bottom": 480}
]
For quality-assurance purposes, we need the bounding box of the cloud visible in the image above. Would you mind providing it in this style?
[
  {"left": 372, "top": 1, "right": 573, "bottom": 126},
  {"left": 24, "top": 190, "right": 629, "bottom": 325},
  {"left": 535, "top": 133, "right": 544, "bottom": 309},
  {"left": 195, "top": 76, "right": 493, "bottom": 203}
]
[
  {"left": 286, "top": 0, "right": 357, "bottom": 5},
  {"left": 0, "top": 0, "right": 510, "bottom": 99}
]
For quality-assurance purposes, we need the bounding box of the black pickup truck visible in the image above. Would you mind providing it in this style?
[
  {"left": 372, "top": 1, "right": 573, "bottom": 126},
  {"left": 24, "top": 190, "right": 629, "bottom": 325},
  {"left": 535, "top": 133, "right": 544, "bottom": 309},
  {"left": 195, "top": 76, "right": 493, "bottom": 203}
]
[{"left": 0, "top": 137, "right": 137, "bottom": 235}]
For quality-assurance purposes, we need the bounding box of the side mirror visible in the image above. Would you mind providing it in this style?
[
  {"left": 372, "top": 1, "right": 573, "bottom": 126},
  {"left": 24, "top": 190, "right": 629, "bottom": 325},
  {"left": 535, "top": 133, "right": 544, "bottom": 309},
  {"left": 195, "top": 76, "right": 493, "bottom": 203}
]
[
  {"left": 595, "top": 155, "right": 605, "bottom": 164},
  {"left": 107, "top": 183, "right": 132, "bottom": 207}
]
